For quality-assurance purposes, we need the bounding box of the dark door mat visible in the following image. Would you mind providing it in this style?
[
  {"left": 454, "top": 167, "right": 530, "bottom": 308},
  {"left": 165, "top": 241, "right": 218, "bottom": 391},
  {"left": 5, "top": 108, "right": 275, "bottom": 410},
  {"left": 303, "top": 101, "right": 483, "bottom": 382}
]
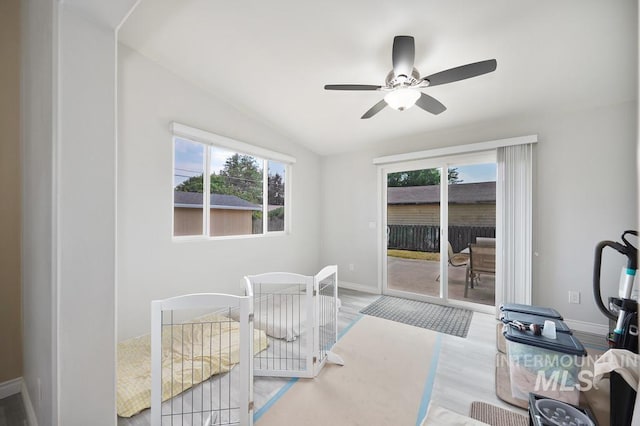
[
  {"left": 359, "top": 296, "right": 473, "bottom": 338},
  {"left": 469, "top": 401, "right": 528, "bottom": 426}
]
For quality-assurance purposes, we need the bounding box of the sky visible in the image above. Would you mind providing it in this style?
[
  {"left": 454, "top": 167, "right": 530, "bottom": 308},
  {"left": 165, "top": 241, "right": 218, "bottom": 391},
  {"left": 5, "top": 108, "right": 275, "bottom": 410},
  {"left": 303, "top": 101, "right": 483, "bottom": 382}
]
[
  {"left": 174, "top": 138, "right": 286, "bottom": 188},
  {"left": 453, "top": 163, "right": 496, "bottom": 183},
  {"left": 174, "top": 138, "right": 204, "bottom": 187},
  {"left": 174, "top": 137, "right": 495, "bottom": 188}
]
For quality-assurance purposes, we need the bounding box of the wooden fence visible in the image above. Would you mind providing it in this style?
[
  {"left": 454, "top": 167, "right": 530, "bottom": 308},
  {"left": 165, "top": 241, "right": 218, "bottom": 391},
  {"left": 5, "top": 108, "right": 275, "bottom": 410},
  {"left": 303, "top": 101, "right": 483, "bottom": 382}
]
[
  {"left": 252, "top": 217, "right": 285, "bottom": 234},
  {"left": 387, "top": 225, "right": 496, "bottom": 253}
]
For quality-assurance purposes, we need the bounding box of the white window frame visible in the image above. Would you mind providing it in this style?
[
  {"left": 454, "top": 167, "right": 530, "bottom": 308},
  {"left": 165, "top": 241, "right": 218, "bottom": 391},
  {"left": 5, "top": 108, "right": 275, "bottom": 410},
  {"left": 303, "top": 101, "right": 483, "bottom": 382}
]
[{"left": 171, "top": 122, "right": 295, "bottom": 241}]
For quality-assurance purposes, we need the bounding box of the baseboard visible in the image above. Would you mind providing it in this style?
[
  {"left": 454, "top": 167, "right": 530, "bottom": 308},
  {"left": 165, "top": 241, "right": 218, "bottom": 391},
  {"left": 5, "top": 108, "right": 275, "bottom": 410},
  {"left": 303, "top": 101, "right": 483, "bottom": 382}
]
[
  {"left": 564, "top": 318, "right": 609, "bottom": 335},
  {"left": 21, "top": 381, "right": 38, "bottom": 426},
  {"left": 0, "top": 377, "right": 22, "bottom": 399},
  {"left": 339, "top": 280, "right": 380, "bottom": 294}
]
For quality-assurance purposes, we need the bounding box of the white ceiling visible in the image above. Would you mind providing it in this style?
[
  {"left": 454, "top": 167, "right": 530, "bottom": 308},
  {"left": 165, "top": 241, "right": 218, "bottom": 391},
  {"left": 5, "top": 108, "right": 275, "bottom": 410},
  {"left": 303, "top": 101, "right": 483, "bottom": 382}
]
[{"left": 119, "top": 0, "right": 637, "bottom": 155}]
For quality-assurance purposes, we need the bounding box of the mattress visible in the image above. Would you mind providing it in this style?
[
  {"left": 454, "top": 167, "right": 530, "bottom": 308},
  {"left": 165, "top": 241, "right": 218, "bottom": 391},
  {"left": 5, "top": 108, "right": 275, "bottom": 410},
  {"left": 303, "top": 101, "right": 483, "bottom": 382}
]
[{"left": 117, "top": 313, "right": 268, "bottom": 418}]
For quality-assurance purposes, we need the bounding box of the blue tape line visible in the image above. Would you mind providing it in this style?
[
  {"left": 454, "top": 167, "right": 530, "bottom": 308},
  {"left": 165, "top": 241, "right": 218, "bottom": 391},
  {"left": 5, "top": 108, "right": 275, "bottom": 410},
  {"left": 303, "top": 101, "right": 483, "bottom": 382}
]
[
  {"left": 338, "top": 313, "right": 364, "bottom": 340},
  {"left": 254, "top": 313, "right": 364, "bottom": 423},
  {"left": 254, "top": 377, "right": 299, "bottom": 423},
  {"left": 627, "top": 268, "right": 637, "bottom": 276},
  {"left": 415, "top": 333, "right": 443, "bottom": 426}
]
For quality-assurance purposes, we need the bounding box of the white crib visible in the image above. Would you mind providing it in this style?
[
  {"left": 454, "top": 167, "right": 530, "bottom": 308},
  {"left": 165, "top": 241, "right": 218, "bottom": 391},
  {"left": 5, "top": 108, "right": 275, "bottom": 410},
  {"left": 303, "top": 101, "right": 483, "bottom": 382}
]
[
  {"left": 148, "top": 266, "right": 340, "bottom": 425},
  {"left": 243, "top": 265, "right": 342, "bottom": 378},
  {"left": 150, "top": 292, "right": 255, "bottom": 426}
]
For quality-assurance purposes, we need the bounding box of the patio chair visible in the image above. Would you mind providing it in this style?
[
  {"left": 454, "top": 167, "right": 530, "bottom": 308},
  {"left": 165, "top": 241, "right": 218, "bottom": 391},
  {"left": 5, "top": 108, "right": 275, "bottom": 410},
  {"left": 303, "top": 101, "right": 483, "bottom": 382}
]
[
  {"left": 448, "top": 242, "right": 469, "bottom": 267},
  {"left": 476, "top": 237, "right": 496, "bottom": 247},
  {"left": 436, "top": 242, "right": 469, "bottom": 281},
  {"left": 465, "top": 244, "right": 496, "bottom": 297}
]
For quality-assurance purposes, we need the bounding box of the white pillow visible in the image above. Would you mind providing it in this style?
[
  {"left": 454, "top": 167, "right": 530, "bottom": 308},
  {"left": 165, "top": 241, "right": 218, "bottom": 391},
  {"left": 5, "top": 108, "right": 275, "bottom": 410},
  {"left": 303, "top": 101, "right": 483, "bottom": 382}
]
[{"left": 232, "top": 294, "right": 339, "bottom": 341}]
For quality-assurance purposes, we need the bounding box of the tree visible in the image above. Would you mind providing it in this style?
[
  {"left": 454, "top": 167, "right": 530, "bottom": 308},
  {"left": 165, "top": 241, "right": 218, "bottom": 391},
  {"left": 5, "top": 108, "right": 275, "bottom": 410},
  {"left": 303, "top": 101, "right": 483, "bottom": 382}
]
[
  {"left": 448, "top": 168, "right": 461, "bottom": 184},
  {"left": 268, "top": 173, "right": 285, "bottom": 205},
  {"left": 219, "top": 154, "right": 263, "bottom": 203},
  {"left": 175, "top": 153, "right": 264, "bottom": 204},
  {"left": 210, "top": 173, "right": 227, "bottom": 195},
  {"left": 175, "top": 174, "right": 204, "bottom": 193},
  {"left": 387, "top": 168, "right": 462, "bottom": 187}
]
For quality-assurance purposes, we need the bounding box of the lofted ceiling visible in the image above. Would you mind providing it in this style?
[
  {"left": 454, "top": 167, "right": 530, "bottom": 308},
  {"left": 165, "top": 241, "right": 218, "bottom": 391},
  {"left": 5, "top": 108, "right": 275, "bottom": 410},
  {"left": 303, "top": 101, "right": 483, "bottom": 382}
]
[{"left": 119, "top": 0, "right": 637, "bottom": 155}]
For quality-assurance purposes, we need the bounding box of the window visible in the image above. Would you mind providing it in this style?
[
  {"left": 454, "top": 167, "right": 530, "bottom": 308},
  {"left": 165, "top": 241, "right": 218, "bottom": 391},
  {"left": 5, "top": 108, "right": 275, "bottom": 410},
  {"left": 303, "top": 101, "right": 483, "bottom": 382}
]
[
  {"left": 173, "top": 139, "right": 205, "bottom": 236},
  {"left": 268, "top": 161, "right": 286, "bottom": 232},
  {"left": 172, "top": 123, "right": 294, "bottom": 238}
]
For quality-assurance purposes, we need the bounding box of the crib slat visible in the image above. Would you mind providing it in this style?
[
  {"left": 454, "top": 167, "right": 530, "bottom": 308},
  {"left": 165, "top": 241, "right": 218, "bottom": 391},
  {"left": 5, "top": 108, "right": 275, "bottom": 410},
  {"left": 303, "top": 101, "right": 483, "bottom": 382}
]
[{"left": 150, "top": 293, "right": 253, "bottom": 426}]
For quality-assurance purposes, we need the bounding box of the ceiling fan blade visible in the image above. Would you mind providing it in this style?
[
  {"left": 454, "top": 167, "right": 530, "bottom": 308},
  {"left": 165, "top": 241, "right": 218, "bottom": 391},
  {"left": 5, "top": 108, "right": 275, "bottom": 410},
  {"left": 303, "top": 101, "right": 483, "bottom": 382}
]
[
  {"left": 392, "top": 36, "right": 415, "bottom": 78},
  {"left": 415, "top": 93, "right": 447, "bottom": 115},
  {"left": 424, "top": 59, "right": 497, "bottom": 87},
  {"left": 361, "top": 99, "right": 387, "bottom": 119},
  {"left": 324, "top": 84, "right": 382, "bottom": 91}
]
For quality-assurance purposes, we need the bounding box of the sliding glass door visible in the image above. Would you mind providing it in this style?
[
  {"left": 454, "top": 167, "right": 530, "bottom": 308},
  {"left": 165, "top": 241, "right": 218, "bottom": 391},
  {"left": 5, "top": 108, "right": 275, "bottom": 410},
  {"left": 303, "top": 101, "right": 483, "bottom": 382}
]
[
  {"left": 446, "top": 163, "right": 496, "bottom": 306},
  {"left": 386, "top": 166, "right": 443, "bottom": 298},
  {"left": 382, "top": 152, "right": 497, "bottom": 311}
]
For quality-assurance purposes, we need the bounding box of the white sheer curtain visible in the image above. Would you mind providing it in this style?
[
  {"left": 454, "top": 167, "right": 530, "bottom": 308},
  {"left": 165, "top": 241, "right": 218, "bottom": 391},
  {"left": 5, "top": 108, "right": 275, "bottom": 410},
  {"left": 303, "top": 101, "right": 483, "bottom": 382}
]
[{"left": 496, "top": 143, "right": 534, "bottom": 306}]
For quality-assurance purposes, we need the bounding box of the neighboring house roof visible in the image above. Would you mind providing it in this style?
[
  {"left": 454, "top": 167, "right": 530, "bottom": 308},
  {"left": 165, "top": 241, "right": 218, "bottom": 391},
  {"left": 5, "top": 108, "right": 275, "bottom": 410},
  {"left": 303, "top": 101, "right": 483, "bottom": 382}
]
[
  {"left": 174, "top": 191, "right": 262, "bottom": 211},
  {"left": 387, "top": 182, "right": 495, "bottom": 205}
]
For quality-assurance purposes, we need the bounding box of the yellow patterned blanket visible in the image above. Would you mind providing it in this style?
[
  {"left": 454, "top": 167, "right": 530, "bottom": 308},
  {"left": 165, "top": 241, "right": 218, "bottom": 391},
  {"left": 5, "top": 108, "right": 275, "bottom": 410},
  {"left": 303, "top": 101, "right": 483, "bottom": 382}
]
[{"left": 117, "top": 314, "right": 267, "bottom": 418}]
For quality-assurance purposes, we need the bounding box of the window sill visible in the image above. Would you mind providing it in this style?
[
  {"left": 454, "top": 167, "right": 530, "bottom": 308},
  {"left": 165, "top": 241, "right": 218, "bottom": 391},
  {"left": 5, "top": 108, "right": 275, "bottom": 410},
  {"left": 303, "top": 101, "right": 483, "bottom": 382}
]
[{"left": 172, "top": 231, "right": 289, "bottom": 243}]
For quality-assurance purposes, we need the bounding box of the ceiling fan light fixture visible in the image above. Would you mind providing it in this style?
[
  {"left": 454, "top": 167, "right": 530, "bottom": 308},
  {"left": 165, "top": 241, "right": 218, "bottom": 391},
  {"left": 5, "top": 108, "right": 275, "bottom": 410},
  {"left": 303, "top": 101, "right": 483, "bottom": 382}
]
[
  {"left": 384, "top": 88, "right": 420, "bottom": 111},
  {"left": 324, "top": 35, "right": 497, "bottom": 118}
]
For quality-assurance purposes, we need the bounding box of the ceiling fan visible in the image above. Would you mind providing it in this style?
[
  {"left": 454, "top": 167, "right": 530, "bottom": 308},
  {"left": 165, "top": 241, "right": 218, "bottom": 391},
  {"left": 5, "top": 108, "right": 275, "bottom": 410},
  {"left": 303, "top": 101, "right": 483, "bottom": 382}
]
[{"left": 324, "top": 36, "right": 497, "bottom": 119}]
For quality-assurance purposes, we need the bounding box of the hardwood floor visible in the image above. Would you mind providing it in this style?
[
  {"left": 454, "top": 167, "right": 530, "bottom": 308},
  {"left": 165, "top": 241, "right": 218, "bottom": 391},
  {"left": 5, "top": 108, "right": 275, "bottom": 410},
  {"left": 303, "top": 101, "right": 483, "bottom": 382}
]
[
  {"left": 337, "top": 289, "right": 527, "bottom": 419},
  {"left": 117, "top": 289, "right": 379, "bottom": 426},
  {"left": 0, "top": 393, "right": 27, "bottom": 426},
  {"left": 119, "top": 288, "right": 524, "bottom": 425},
  {"left": 572, "top": 329, "right": 609, "bottom": 352},
  {"left": 4, "top": 290, "right": 609, "bottom": 425},
  {"left": 429, "top": 308, "right": 527, "bottom": 417}
]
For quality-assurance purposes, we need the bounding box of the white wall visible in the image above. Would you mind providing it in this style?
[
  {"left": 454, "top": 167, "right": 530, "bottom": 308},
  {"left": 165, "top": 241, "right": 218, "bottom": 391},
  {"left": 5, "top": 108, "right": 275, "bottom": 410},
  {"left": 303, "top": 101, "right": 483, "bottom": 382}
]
[
  {"left": 320, "top": 151, "right": 380, "bottom": 291},
  {"left": 21, "top": 0, "right": 56, "bottom": 422},
  {"left": 57, "top": 5, "right": 124, "bottom": 423},
  {"left": 320, "top": 101, "right": 638, "bottom": 327},
  {"left": 117, "top": 45, "right": 321, "bottom": 340},
  {"left": 22, "top": 1, "right": 136, "bottom": 424}
]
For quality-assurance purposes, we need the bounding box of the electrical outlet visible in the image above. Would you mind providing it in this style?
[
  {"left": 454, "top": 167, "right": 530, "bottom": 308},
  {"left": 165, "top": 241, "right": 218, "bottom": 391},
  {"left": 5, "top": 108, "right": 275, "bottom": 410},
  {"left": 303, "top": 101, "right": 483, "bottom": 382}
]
[
  {"left": 568, "top": 291, "right": 581, "bottom": 304},
  {"left": 348, "top": 263, "right": 355, "bottom": 271}
]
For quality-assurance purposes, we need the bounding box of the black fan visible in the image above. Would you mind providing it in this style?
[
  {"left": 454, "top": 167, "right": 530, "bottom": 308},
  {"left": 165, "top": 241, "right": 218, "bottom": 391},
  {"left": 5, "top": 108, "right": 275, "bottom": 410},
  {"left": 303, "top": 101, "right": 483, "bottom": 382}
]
[{"left": 324, "top": 36, "right": 497, "bottom": 119}]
